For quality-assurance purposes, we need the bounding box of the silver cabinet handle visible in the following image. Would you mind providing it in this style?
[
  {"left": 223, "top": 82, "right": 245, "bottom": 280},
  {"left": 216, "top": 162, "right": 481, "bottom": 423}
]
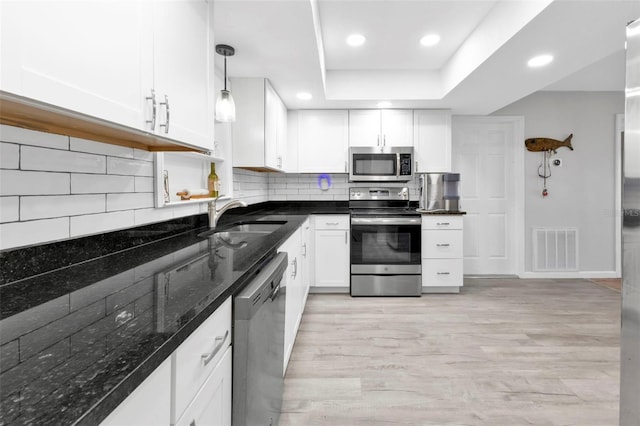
[
  {"left": 325, "top": 222, "right": 340, "bottom": 226},
  {"left": 292, "top": 258, "right": 298, "bottom": 278},
  {"left": 436, "top": 243, "right": 450, "bottom": 247},
  {"left": 437, "top": 272, "right": 450, "bottom": 275},
  {"left": 377, "top": 135, "right": 380, "bottom": 146},
  {"left": 159, "top": 94, "right": 170, "bottom": 134},
  {"left": 344, "top": 161, "right": 347, "bottom": 172},
  {"left": 201, "top": 329, "right": 229, "bottom": 366},
  {"left": 383, "top": 134, "right": 386, "bottom": 146},
  {"left": 302, "top": 243, "right": 307, "bottom": 257},
  {"left": 437, "top": 222, "right": 450, "bottom": 226},
  {"left": 415, "top": 160, "right": 418, "bottom": 172},
  {"left": 277, "top": 156, "right": 282, "bottom": 168},
  {"left": 345, "top": 231, "right": 348, "bottom": 245},
  {"left": 145, "top": 89, "right": 156, "bottom": 130}
]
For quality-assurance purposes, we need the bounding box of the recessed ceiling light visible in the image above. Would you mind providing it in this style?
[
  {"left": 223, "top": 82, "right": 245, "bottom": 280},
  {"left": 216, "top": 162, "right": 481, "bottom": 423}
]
[
  {"left": 296, "top": 92, "right": 312, "bottom": 100},
  {"left": 527, "top": 54, "right": 553, "bottom": 68},
  {"left": 346, "top": 34, "right": 366, "bottom": 47},
  {"left": 377, "top": 101, "right": 392, "bottom": 108},
  {"left": 420, "top": 34, "right": 440, "bottom": 47}
]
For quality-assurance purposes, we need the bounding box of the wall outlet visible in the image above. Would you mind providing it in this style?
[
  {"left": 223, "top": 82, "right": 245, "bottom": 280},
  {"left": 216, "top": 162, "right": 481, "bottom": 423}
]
[{"left": 553, "top": 159, "right": 562, "bottom": 167}]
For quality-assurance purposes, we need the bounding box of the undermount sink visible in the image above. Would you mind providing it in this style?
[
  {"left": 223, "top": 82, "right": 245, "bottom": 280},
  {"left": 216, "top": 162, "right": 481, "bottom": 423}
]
[
  {"left": 222, "top": 222, "right": 285, "bottom": 233},
  {"left": 198, "top": 221, "right": 287, "bottom": 239}
]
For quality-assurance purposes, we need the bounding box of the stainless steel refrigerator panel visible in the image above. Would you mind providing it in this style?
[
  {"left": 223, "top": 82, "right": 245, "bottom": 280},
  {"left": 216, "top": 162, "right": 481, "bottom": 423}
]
[{"left": 621, "top": 17, "right": 640, "bottom": 426}]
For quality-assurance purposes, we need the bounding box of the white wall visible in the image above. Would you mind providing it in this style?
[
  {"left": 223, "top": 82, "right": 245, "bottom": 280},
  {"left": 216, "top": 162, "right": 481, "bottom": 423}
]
[{"left": 493, "top": 91, "right": 623, "bottom": 275}]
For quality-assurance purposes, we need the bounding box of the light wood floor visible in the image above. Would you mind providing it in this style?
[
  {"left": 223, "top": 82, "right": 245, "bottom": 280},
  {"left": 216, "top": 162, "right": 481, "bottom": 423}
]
[{"left": 281, "top": 278, "right": 621, "bottom": 426}]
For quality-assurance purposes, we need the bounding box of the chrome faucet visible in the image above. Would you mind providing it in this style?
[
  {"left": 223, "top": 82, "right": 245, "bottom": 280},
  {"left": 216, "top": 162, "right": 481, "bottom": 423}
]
[{"left": 208, "top": 195, "right": 248, "bottom": 228}]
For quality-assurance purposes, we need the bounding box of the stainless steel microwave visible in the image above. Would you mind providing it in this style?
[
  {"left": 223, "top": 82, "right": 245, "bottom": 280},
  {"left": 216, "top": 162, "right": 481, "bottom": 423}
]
[{"left": 349, "top": 146, "right": 414, "bottom": 182}]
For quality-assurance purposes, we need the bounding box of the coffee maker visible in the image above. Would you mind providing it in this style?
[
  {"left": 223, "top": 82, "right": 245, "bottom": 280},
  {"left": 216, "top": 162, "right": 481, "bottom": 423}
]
[{"left": 419, "top": 173, "right": 461, "bottom": 212}]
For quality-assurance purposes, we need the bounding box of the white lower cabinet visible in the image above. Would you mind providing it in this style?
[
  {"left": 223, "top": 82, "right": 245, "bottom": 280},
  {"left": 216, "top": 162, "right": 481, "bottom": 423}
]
[
  {"left": 421, "top": 216, "right": 463, "bottom": 292},
  {"left": 173, "top": 297, "right": 232, "bottom": 423},
  {"left": 312, "top": 215, "right": 350, "bottom": 292},
  {"left": 279, "top": 227, "right": 303, "bottom": 372},
  {"left": 175, "top": 347, "right": 232, "bottom": 426},
  {"left": 100, "top": 357, "right": 172, "bottom": 426}
]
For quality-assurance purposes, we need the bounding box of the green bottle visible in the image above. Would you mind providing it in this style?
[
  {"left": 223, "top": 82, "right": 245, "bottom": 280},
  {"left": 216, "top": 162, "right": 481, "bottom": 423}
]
[{"left": 207, "top": 163, "right": 219, "bottom": 198}]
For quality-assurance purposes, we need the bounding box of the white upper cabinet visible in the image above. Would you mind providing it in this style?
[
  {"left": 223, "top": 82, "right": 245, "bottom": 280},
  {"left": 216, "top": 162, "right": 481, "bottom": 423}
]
[
  {"left": 413, "top": 110, "right": 452, "bottom": 173},
  {"left": 151, "top": 0, "right": 215, "bottom": 151},
  {"left": 232, "top": 78, "right": 287, "bottom": 171},
  {"left": 295, "top": 110, "right": 349, "bottom": 173},
  {"left": 0, "top": 0, "right": 215, "bottom": 152},
  {"left": 1, "top": 1, "right": 153, "bottom": 131},
  {"left": 349, "top": 109, "right": 413, "bottom": 148}
]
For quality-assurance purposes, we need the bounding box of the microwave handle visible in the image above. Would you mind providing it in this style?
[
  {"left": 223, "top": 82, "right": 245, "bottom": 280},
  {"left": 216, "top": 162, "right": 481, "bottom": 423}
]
[{"left": 396, "top": 153, "right": 401, "bottom": 177}]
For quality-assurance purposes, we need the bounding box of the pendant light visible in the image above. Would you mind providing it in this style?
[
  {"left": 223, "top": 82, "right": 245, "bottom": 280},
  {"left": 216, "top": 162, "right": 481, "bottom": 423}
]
[{"left": 215, "top": 44, "right": 236, "bottom": 122}]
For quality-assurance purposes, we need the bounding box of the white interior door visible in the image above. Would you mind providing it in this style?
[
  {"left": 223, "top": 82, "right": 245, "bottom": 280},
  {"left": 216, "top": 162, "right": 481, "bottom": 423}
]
[{"left": 452, "top": 117, "right": 523, "bottom": 275}]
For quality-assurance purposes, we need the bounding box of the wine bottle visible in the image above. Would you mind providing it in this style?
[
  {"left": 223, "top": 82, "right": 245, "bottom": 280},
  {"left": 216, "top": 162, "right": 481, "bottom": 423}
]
[{"left": 207, "top": 163, "right": 219, "bottom": 198}]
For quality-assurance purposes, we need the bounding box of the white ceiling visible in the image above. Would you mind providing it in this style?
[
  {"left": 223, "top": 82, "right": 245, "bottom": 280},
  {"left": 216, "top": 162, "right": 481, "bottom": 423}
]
[{"left": 213, "top": 0, "right": 640, "bottom": 114}]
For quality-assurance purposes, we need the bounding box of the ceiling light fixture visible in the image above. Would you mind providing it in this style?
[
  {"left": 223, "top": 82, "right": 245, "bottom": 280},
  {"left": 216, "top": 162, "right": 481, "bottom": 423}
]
[
  {"left": 346, "top": 34, "right": 366, "bottom": 47},
  {"left": 296, "top": 92, "right": 313, "bottom": 100},
  {"left": 527, "top": 54, "right": 553, "bottom": 68},
  {"left": 377, "top": 101, "right": 392, "bottom": 108},
  {"left": 215, "top": 44, "right": 236, "bottom": 122},
  {"left": 420, "top": 34, "right": 441, "bottom": 47}
]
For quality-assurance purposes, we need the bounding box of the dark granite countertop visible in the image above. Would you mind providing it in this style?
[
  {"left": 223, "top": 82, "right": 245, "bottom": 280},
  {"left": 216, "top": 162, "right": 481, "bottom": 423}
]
[
  {"left": 0, "top": 201, "right": 349, "bottom": 426},
  {"left": 416, "top": 210, "right": 467, "bottom": 215}
]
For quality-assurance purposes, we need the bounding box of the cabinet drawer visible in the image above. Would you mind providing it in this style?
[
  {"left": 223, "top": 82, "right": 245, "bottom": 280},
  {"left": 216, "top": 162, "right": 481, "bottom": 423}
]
[
  {"left": 174, "top": 297, "right": 232, "bottom": 422},
  {"left": 421, "top": 216, "right": 463, "bottom": 230},
  {"left": 314, "top": 215, "right": 349, "bottom": 230},
  {"left": 176, "top": 346, "right": 232, "bottom": 426},
  {"left": 422, "top": 230, "right": 463, "bottom": 258},
  {"left": 422, "top": 259, "right": 463, "bottom": 287}
]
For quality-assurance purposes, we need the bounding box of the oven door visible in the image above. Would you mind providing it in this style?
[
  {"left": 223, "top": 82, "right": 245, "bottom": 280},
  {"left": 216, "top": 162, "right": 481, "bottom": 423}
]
[{"left": 350, "top": 216, "right": 421, "bottom": 273}]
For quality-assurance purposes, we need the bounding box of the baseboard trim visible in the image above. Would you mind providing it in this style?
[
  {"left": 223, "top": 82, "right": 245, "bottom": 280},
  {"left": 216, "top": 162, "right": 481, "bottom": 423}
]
[
  {"left": 309, "top": 287, "right": 349, "bottom": 294},
  {"left": 519, "top": 271, "right": 620, "bottom": 279},
  {"left": 421, "top": 286, "right": 461, "bottom": 294}
]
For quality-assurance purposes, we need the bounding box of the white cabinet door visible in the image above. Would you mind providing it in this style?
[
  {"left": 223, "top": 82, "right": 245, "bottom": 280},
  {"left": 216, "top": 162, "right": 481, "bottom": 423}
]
[
  {"left": 100, "top": 357, "right": 171, "bottom": 426},
  {"left": 314, "top": 230, "right": 350, "bottom": 288},
  {"left": 0, "top": 0, "right": 153, "bottom": 131},
  {"left": 349, "top": 110, "right": 382, "bottom": 147},
  {"left": 152, "top": 0, "right": 214, "bottom": 151},
  {"left": 414, "top": 110, "right": 452, "bottom": 172},
  {"left": 176, "top": 347, "right": 232, "bottom": 426},
  {"left": 279, "top": 228, "right": 302, "bottom": 371},
  {"left": 381, "top": 110, "right": 413, "bottom": 147},
  {"left": 300, "top": 218, "right": 312, "bottom": 304},
  {"left": 232, "top": 78, "right": 286, "bottom": 171},
  {"left": 297, "top": 110, "right": 349, "bottom": 173}
]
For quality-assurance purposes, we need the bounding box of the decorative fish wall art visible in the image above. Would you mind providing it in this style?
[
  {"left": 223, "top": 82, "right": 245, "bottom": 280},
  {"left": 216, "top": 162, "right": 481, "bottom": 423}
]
[
  {"left": 524, "top": 134, "right": 574, "bottom": 198},
  {"left": 525, "top": 134, "right": 574, "bottom": 153}
]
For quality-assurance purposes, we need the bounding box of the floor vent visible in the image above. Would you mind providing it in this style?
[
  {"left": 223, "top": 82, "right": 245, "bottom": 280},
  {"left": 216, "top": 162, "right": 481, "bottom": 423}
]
[{"left": 532, "top": 228, "right": 578, "bottom": 271}]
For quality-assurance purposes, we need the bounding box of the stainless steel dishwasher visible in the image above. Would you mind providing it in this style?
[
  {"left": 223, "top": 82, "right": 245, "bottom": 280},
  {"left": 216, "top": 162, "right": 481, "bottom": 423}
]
[{"left": 233, "top": 252, "right": 287, "bottom": 426}]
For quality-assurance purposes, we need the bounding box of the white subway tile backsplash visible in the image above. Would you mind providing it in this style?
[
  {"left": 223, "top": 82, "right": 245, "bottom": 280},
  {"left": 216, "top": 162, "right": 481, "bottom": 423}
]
[
  {"left": 70, "top": 137, "right": 134, "bottom": 158},
  {"left": 107, "top": 157, "right": 153, "bottom": 176},
  {"left": 21, "top": 194, "right": 105, "bottom": 220},
  {"left": 71, "top": 174, "right": 135, "bottom": 194},
  {"left": 0, "top": 197, "right": 19, "bottom": 223},
  {"left": 133, "top": 149, "right": 154, "bottom": 161},
  {"left": 107, "top": 193, "right": 154, "bottom": 212},
  {"left": 171, "top": 203, "right": 201, "bottom": 218},
  {"left": 70, "top": 210, "right": 134, "bottom": 237},
  {"left": 134, "top": 177, "right": 154, "bottom": 193},
  {"left": 0, "top": 125, "right": 69, "bottom": 150},
  {"left": 0, "top": 143, "right": 19, "bottom": 169},
  {"left": 134, "top": 207, "right": 175, "bottom": 225},
  {"left": 21, "top": 146, "right": 106, "bottom": 173},
  {"left": 0, "top": 217, "right": 70, "bottom": 250},
  {"left": 0, "top": 170, "right": 70, "bottom": 196}
]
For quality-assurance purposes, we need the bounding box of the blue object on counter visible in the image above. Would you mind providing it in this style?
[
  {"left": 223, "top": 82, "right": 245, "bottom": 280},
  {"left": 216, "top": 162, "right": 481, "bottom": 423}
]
[{"left": 317, "top": 174, "right": 331, "bottom": 191}]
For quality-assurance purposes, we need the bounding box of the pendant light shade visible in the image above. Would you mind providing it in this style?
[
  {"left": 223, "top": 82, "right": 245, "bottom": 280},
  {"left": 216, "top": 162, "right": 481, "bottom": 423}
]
[{"left": 215, "top": 44, "right": 236, "bottom": 123}]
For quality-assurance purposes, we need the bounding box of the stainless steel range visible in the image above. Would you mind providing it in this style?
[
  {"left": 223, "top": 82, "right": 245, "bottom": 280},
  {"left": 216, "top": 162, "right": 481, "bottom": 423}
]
[{"left": 349, "top": 187, "right": 422, "bottom": 296}]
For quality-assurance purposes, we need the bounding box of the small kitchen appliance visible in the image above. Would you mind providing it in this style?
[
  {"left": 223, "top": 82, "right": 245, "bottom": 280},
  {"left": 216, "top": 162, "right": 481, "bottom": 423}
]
[
  {"left": 349, "top": 187, "right": 421, "bottom": 296},
  {"left": 419, "top": 173, "right": 461, "bottom": 212},
  {"left": 349, "top": 146, "right": 414, "bottom": 182}
]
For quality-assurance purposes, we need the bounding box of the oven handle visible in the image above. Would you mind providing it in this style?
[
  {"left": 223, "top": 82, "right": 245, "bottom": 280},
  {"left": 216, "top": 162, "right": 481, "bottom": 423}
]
[{"left": 351, "top": 216, "right": 421, "bottom": 225}]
